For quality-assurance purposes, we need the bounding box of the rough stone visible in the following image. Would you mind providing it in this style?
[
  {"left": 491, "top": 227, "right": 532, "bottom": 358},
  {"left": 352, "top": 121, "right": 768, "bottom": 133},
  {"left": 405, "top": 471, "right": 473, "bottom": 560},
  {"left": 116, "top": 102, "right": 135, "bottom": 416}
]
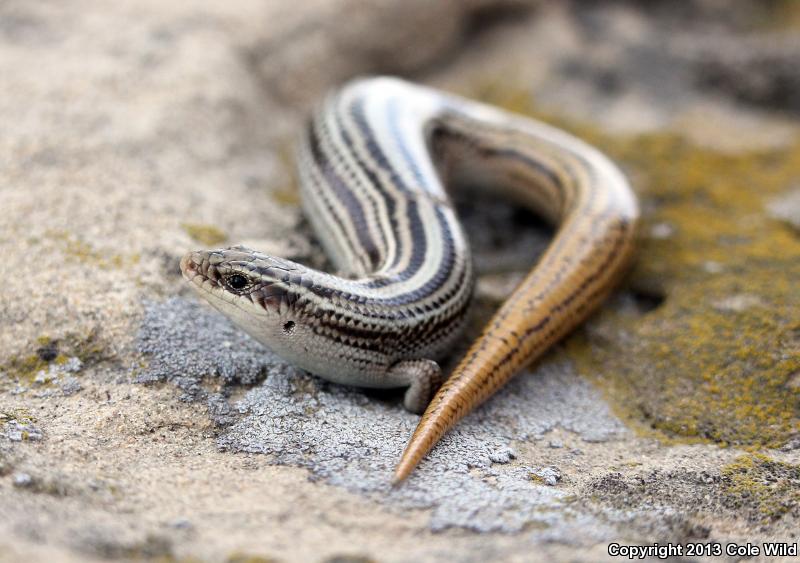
[
  {"left": 136, "top": 297, "right": 625, "bottom": 535},
  {"left": 1, "top": 1, "right": 798, "bottom": 561}
]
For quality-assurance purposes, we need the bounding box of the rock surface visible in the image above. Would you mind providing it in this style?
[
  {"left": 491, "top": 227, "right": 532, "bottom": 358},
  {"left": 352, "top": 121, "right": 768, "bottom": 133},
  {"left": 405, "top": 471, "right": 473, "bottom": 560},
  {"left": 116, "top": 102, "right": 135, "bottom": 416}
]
[{"left": 1, "top": 1, "right": 799, "bottom": 561}]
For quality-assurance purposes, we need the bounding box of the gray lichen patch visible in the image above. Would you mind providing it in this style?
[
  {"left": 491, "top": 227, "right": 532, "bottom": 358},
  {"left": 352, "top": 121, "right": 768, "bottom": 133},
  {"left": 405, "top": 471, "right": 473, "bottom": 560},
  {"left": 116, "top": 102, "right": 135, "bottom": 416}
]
[
  {"left": 135, "top": 297, "right": 277, "bottom": 402},
  {"left": 136, "top": 297, "right": 628, "bottom": 535},
  {"left": 2, "top": 419, "right": 43, "bottom": 442},
  {"left": 583, "top": 453, "right": 800, "bottom": 532}
]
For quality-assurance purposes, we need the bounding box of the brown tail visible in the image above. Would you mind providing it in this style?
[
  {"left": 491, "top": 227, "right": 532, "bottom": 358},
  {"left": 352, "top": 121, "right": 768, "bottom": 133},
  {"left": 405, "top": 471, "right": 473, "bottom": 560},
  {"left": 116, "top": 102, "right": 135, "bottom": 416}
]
[
  {"left": 392, "top": 212, "right": 638, "bottom": 483},
  {"left": 393, "top": 326, "right": 524, "bottom": 483}
]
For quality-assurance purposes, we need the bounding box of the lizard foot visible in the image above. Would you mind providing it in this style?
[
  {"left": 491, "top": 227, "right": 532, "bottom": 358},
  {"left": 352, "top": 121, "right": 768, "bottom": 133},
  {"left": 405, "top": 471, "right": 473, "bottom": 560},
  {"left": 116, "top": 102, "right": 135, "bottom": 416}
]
[{"left": 389, "top": 359, "right": 444, "bottom": 414}]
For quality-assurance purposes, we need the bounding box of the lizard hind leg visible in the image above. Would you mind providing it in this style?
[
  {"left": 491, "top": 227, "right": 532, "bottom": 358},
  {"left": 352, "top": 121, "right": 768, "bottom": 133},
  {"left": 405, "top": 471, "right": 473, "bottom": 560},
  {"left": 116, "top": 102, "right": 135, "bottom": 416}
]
[{"left": 388, "top": 359, "right": 444, "bottom": 414}]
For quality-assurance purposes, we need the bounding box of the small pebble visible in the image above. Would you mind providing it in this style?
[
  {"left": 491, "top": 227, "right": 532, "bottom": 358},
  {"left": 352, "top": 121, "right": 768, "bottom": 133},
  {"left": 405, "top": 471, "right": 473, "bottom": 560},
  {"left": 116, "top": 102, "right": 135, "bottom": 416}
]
[
  {"left": 488, "top": 446, "right": 517, "bottom": 464},
  {"left": 703, "top": 260, "right": 724, "bottom": 274},
  {"left": 650, "top": 222, "right": 674, "bottom": 239},
  {"left": 531, "top": 467, "right": 561, "bottom": 486},
  {"left": 712, "top": 293, "right": 764, "bottom": 313},
  {"left": 767, "top": 188, "right": 800, "bottom": 230},
  {"left": 169, "top": 518, "right": 193, "bottom": 530},
  {"left": 12, "top": 473, "right": 33, "bottom": 488}
]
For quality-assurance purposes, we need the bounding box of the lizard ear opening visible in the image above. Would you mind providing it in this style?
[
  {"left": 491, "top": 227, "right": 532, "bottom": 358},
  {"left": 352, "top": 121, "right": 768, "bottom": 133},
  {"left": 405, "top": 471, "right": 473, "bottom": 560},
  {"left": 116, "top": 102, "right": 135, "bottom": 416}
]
[{"left": 282, "top": 320, "right": 296, "bottom": 334}]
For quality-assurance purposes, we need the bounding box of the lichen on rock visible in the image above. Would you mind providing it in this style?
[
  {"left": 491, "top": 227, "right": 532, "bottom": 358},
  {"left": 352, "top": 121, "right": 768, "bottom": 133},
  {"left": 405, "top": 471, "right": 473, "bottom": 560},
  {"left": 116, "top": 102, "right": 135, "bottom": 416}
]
[
  {"left": 181, "top": 222, "right": 228, "bottom": 246},
  {"left": 721, "top": 454, "right": 800, "bottom": 523}
]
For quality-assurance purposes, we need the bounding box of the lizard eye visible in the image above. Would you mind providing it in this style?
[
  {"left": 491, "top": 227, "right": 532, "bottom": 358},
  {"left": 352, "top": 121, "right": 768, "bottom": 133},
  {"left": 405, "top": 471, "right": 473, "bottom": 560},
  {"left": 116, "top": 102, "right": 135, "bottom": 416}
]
[{"left": 225, "top": 273, "right": 250, "bottom": 291}]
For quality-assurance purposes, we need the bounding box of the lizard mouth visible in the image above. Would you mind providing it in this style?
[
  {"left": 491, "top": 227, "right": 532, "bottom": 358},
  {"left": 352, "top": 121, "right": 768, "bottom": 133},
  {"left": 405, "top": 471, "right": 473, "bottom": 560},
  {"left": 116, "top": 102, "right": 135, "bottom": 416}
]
[
  {"left": 180, "top": 251, "right": 221, "bottom": 288},
  {"left": 179, "top": 252, "right": 198, "bottom": 277}
]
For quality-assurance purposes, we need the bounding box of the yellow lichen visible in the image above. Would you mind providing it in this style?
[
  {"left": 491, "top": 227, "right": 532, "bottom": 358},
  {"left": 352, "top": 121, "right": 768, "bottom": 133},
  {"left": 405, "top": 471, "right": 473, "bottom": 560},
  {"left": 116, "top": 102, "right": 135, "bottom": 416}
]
[
  {"left": 271, "top": 141, "right": 301, "bottom": 206},
  {"left": 43, "top": 229, "right": 139, "bottom": 269},
  {"left": 721, "top": 454, "right": 800, "bottom": 523},
  {"left": 1, "top": 329, "right": 107, "bottom": 389},
  {"left": 181, "top": 223, "right": 228, "bottom": 246},
  {"left": 0, "top": 408, "right": 36, "bottom": 425},
  {"left": 470, "top": 78, "right": 800, "bottom": 448},
  {"left": 69, "top": 327, "right": 109, "bottom": 365},
  {"left": 2, "top": 354, "right": 49, "bottom": 383}
]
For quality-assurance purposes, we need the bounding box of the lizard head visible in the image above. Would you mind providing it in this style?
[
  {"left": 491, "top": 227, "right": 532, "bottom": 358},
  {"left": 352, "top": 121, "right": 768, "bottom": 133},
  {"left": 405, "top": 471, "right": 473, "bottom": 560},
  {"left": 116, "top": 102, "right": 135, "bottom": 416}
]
[{"left": 180, "top": 246, "right": 307, "bottom": 345}]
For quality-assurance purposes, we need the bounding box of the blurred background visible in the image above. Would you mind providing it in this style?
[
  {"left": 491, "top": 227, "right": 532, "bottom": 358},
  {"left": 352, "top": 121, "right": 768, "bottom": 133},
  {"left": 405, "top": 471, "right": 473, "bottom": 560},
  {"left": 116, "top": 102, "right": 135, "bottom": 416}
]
[{"left": 0, "top": 1, "right": 798, "bottom": 562}]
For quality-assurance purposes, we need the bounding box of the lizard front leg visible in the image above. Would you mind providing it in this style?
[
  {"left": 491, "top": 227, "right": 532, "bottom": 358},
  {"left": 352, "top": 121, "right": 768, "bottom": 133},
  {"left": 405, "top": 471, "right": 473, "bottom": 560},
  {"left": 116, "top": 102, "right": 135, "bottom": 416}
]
[{"left": 387, "top": 359, "right": 444, "bottom": 414}]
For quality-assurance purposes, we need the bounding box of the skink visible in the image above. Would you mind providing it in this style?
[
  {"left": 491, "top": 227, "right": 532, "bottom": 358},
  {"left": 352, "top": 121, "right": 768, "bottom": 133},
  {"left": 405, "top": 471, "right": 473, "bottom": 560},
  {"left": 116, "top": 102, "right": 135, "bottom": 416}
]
[{"left": 180, "top": 77, "right": 638, "bottom": 483}]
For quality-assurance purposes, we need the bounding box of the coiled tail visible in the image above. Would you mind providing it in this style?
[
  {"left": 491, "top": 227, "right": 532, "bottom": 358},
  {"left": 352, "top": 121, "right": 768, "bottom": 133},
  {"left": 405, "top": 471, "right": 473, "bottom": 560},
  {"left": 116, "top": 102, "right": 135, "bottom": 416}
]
[{"left": 393, "top": 108, "right": 639, "bottom": 482}]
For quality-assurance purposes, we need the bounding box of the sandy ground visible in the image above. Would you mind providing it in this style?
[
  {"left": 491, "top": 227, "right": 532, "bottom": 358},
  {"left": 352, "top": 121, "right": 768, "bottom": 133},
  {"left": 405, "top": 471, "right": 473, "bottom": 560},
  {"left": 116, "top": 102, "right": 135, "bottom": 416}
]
[{"left": 1, "top": 1, "right": 799, "bottom": 562}]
